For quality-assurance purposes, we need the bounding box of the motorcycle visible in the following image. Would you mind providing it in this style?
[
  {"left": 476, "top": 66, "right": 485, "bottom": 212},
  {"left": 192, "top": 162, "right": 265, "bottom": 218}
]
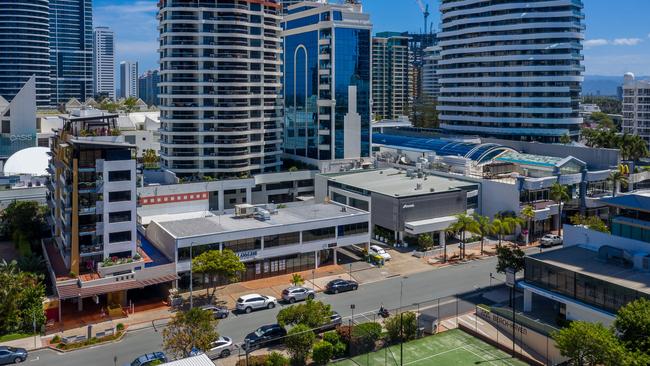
[{"left": 378, "top": 306, "right": 390, "bottom": 318}]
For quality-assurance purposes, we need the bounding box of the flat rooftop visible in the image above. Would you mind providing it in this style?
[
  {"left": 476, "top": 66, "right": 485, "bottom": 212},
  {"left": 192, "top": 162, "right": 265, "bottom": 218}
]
[
  {"left": 155, "top": 202, "right": 367, "bottom": 239},
  {"left": 324, "top": 168, "right": 477, "bottom": 197},
  {"left": 529, "top": 245, "right": 650, "bottom": 295}
]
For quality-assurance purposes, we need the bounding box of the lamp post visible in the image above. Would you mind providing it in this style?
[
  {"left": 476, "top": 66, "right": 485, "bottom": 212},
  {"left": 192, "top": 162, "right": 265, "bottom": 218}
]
[{"left": 189, "top": 242, "right": 195, "bottom": 309}]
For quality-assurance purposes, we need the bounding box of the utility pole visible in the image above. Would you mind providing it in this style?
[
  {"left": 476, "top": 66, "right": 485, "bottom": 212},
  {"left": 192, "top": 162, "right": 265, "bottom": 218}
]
[{"left": 189, "top": 242, "right": 194, "bottom": 309}]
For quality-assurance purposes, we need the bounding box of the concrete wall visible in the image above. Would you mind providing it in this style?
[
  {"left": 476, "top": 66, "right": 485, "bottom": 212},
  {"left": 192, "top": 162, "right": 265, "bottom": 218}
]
[
  {"left": 479, "top": 179, "right": 520, "bottom": 218},
  {"left": 563, "top": 224, "right": 650, "bottom": 253},
  {"left": 483, "top": 138, "right": 619, "bottom": 170},
  {"left": 565, "top": 301, "right": 614, "bottom": 326}
]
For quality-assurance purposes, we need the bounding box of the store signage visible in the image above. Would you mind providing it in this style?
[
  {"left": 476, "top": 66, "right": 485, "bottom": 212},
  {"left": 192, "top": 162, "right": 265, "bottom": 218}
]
[
  {"left": 477, "top": 307, "right": 527, "bottom": 335},
  {"left": 10, "top": 134, "right": 34, "bottom": 142},
  {"left": 237, "top": 250, "right": 258, "bottom": 261},
  {"left": 403, "top": 203, "right": 415, "bottom": 209}
]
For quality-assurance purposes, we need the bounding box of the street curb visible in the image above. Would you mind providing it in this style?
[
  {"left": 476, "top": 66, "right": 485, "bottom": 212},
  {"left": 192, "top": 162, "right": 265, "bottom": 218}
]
[{"left": 45, "top": 330, "right": 127, "bottom": 353}]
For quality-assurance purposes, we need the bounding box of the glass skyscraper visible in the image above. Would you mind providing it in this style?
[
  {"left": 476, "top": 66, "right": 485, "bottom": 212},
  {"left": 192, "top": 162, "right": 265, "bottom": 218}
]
[
  {"left": 282, "top": 1, "right": 371, "bottom": 162},
  {"left": 50, "top": 0, "right": 93, "bottom": 107},
  {"left": 0, "top": 0, "right": 51, "bottom": 108},
  {"left": 438, "top": 0, "right": 584, "bottom": 142}
]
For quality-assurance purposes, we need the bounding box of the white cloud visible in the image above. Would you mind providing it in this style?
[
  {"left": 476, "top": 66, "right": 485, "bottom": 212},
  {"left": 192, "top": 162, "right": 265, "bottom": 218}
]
[
  {"left": 612, "top": 38, "right": 642, "bottom": 46},
  {"left": 585, "top": 39, "right": 609, "bottom": 47}
]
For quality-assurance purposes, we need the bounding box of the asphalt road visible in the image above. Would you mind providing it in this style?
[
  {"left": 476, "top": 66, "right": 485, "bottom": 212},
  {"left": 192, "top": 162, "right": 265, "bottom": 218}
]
[{"left": 25, "top": 253, "right": 514, "bottom": 366}]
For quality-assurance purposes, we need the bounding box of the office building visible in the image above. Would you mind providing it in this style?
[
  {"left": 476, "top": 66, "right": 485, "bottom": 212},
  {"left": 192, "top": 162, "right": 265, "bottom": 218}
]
[
  {"left": 422, "top": 45, "right": 440, "bottom": 100},
  {"left": 279, "top": 0, "right": 309, "bottom": 15},
  {"left": 622, "top": 72, "right": 650, "bottom": 147},
  {"left": 138, "top": 70, "right": 160, "bottom": 106},
  {"left": 50, "top": 0, "right": 94, "bottom": 107},
  {"left": 93, "top": 27, "right": 116, "bottom": 100},
  {"left": 145, "top": 201, "right": 369, "bottom": 284},
  {"left": 437, "top": 0, "right": 585, "bottom": 142},
  {"left": 44, "top": 108, "right": 176, "bottom": 318},
  {"left": 158, "top": 0, "right": 283, "bottom": 178},
  {"left": 0, "top": 1, "right": 50, "bottom": 108},
  {"left": 119, "top": 61, "right": 138, "bottom": 99},
  {"left": 282, "top": 1, "right": 372, "bottom": 164},
  {"left": 372, "top": 32, "right": 410, "bottom": 120}
]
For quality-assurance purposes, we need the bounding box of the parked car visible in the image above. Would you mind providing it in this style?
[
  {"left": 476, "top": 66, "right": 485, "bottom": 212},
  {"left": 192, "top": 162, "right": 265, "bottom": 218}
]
[
  {"left": 243, "top": 324, "right": 287, "bottom": 350},
  {"left": 325, "top": 279, "right": 358, "bottom": 294},
  {"left": 236, "top": 294, "right": 278, "bottom": 313},
  {"left": 126, "top": 352, "right": 167, "bottom": 366},
  {"left": 282, "top": 286, "right": 316, "bottom": 303},
  {"left": 0, "top": 346, "right": 27, "bottom": 364},
  {"left": 369, "top": 245, "right": 392, "bottom": 261},
  {"left": 208, "top": 336, "right": 234, "bottom": 359},
  {"left": 316, "top": 311, "right": 343, "bottom": 333},
  {"left": 540, "top": 234, "right": 563, "bottom": 247},
  {"left": 201, "top": 304, "right": 230, "bottom": 319}
]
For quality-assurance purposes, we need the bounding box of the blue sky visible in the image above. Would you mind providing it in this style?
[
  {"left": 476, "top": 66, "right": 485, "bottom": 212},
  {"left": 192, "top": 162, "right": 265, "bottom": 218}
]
[{"left": 95, "top": 0, "right": 650, "bottom": 76}]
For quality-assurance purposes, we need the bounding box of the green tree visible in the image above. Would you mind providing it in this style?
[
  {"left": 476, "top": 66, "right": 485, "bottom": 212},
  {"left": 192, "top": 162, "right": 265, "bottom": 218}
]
[
  {"left": 266, "top": 352, "right": 290, "bottom": 366},
  {"left": 490, "top": 216, "right": 522, "bottom": 247},
  {"left": 0, "top": 201, "right": 47, "bottom": 244},
  {"left": 384, "top": 311, "right": 418, "bottom": 344},
  {"left": 520, "top": 205, "right": 535, "bottom": 243},
  {"left": 284, "top": 324, "right": 315, "bottom": 366},
  {"left": 0, "top": 259, "right": 46, "bottom": 335},
  {"left": 582, "top": 96, "right": 622, "bottom": 115},
  {"left": 553, "top": 321, "right": 624, "bottom": 366},
  {"left": 614, "top": 298, "right": 650, "bottom": 354},
  {"left": 277, "top": 299, "right": 332, "bottom": 329},
  {"left": 162, "top": 308, "right": 219, "bottom": 359},
  {"left": 312, "top": 341, "right": 334, "bottom": 365},
  {"left": 290, "top": 273, "right": 304, "bottom": 286},
  {"left": 495, "top": 246, "right": 525, "bottom": 275},
  {"left": 589, "top": 112, "right": 615, "bottom": 130},
  {"left": 446, "top": 213, "right": 479, "bottom": 260},
  {"left": 142, "top": 149, "right": 160, "bottom": 169},
  {"left": 417, "top": 233, "right": 433, "bottom": 251},
  {"left": 560, "top": 134, "right": 571, "bottom": 144},
  {"left": 123, "top": 97, "right": 138, "bottom": 113},
  {"left": 550, "top": 183, "right": 570, "bottom": 237},
  {"left": 472, "top": 214, "right": 492, "bottom": 255},
  {"left": 323, "top": 331, "right": 346, "bottom": 358},
  {"left": 608, "top": 171, "right": 628, "bottom": 197},
  {"left": 350, "top": 322, "right": 382, "bottom": 355},
  {"left": 192, "top": 249, "right": 245, "bottom": 300}
]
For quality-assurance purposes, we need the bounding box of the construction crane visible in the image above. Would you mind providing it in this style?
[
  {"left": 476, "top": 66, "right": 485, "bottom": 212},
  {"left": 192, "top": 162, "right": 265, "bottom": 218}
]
[{"left": 415, "top": 0, "right": 430, "bottom": 35}]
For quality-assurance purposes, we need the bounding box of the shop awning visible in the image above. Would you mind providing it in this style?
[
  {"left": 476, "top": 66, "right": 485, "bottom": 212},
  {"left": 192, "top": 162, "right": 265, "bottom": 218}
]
[{"left": 404, "top": 216, "right": 457, "bottom": 235}]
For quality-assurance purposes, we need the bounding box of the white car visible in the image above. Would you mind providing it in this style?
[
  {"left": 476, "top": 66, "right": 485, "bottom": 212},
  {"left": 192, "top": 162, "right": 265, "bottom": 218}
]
[
  {"left": 540, "top": 234, "right": 563, "bottom": 247},
  {"left": 369, "top": 245, "right": 392, "bottom": 261},
  {"left": 208, "top": 336, "right": 234, "bottom": 359},
  {"left": 235, "top": 294, "right": 278, "bottom": 313}
]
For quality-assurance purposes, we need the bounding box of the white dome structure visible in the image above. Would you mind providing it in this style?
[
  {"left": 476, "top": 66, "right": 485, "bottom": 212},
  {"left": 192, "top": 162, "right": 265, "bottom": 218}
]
[
  {"left": 624, "top": 72, "right": 635, "bottom": 83},
  {"left": 3, "top": 147, "right": 50, "bottom": 176}
]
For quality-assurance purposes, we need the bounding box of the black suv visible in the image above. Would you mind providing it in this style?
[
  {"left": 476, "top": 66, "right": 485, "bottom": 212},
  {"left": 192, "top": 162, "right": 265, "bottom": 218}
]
[
  {"left": 325, "top": 279, "right": 358, "bottom": 294},
  {"left": 243, "top": 324, "right": 287, "bottom": 350}
]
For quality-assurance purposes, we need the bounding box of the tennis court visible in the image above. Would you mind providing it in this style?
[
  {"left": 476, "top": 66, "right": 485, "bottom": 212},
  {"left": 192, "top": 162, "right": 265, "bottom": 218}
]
[{"left": 334, "top": 328, "right": 528, "bottom": 366}]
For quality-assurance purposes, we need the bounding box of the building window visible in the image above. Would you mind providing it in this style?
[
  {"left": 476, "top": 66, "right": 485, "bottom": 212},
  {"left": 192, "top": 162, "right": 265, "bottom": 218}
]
[
  {"left": 349, "top": 197, "right": 369, "bottom": 211},
  {"left": 303, "top": 227, "right": 335, "bottom": 242},
  {"left": 109, "top": 210, "right": 131, "bottom": 223},
  {"left": 338, "top": 222, "right": 368, "bottom": 237},
  {"left": 264, "top": 232, "right": 300, "bottom": 248},
  {"left": 108, "top": 170, "right": 131, "bottom": 182},
  {"left": 109, "top": 190, "right": 131, "bottom": 202},
  {"left": 223, "top": 238, "right": 261, "bottom": 253},
  {"left": 109, "top": 230, "right": 131, "bottom": 243},
  {"left": 177, "top": 243, "right": 219, "bottom": 261}
]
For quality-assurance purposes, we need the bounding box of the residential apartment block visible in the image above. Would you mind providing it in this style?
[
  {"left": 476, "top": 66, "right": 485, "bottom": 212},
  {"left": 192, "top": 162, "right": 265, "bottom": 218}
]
[
  {"left": 622, "top": 72, "right": 650, "bottom": 147},
  {"left": 93, "top": 27, "right": 116, "bottom": 100},
  {"left": 138, "top": 70, "right": 160, "bottom": 106},
  {"left": 372, "top": 32, "right": 410, "bottom": 120},
  {"left": 437, "top": 0, "right": 585, "bottom": 142},
  {"left": 158, "top": 0, "right": 283, "bottom": 178},
  {"left": 119, "top": 61, "right": 138, "bottom": 99},
  {"left": 282, "top": 1, "right": 372, "bottom": 164},
  {"left": 422, "top": 45, "right": 440, "bottom": 101}
]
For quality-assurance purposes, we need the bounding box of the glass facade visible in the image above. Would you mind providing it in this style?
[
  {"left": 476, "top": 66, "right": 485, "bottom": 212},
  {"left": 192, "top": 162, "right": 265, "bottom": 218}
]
[
  {"left": 50, "top": 0, "right": 93, "bottom": 106},
  {"left": 0, "top": 1, "right": 51, "bottom": 108},
  {"left": 524, "top": 257, "right": 650, "bottom": 314},
  {"left": 282, "top": 2, "right": 371, "bottom": 162}
]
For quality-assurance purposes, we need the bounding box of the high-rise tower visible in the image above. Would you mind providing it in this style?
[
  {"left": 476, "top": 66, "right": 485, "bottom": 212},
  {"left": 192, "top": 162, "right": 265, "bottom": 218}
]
[{"left": 93, "top": 27, "right": 115, "bottom": 100}]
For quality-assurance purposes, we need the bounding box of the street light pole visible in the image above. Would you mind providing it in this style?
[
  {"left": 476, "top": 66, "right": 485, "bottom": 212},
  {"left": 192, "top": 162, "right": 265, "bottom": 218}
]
[{"left": 189, "top": 242, "right": 194, "bottom": 309}]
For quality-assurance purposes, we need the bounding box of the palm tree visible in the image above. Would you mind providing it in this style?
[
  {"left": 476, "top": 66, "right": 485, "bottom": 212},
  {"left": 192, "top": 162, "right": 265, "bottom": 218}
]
[
  {"left": 472, "top": 214, "right": 491, "bottom": 255},
  {"left": 490, "top": 216, "right": 523, "bottom": 247},
  {"left": 142, "top": 149, "right": 159, "bottom": 169},
  {"left": 608, "top": 171, "right": 628, "bottom": 197},
  {"left": 629, "top": 135, "right": 649, "bottom": 161},
  {"left": 520, "top": 205, "right": 536, "bottom": 244},
  {"left": 446, "top": 213, "right": 479, "bottom": 260},
  {"left": 550, "top": 183, "right": 570, "bottom": 237}
]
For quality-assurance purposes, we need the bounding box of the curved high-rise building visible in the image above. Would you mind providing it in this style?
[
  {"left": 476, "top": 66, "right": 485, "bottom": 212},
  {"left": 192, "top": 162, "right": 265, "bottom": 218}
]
[
  {"left": 437, "top": 0, "right": 585, "bottom": 142},
  {"left": 0, "top": 0, "right": 50, "bottom": 108},
  {"left": 158, "top": 0, "right": 283, "bottom": 179}
]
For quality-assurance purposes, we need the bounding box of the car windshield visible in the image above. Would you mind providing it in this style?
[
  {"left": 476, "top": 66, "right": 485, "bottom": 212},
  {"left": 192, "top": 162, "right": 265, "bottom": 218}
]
[
  {"left": 261, "top": 295, "right": 268, "bottom": 299},
  {"left": 237, "top": 298, "right": 244, "bottom": 303},
  {"left": 6, "top": 347, "right": 16, "bottom": 352},
  {"left": 131, "top": 359, "right": 142, "bottom": 366}
]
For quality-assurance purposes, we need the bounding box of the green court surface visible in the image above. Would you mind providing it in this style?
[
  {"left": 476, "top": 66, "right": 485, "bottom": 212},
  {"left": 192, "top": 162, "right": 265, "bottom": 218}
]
[{"left": 334, "top": 329, "right": 528, "bottom": 366}]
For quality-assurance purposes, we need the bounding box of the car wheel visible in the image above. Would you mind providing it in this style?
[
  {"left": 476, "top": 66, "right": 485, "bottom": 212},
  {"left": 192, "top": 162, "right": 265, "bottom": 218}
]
[
  {"left": 334, "top": 289, "right": 339, "bottom": 294},
  {"left": 14, "top": 357, "right": 23, "bottom": 364},
  {"left": 268, "top": 302, "right": 275, "bottom": 309},
  {"left": 220, "top": 349, "right": 231, "bottom": 358},
  {"left": 353, "top": 285, "right": 358, "bottom": 290},
  {"left": 307, "top": 294, "right": 315, "bottom": 300},
  {"left": 289, "top": 297, "right": 296, "bottom": 304},
  {"left": 245, "top": 307, "right": 252, "bottom": 314}
]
